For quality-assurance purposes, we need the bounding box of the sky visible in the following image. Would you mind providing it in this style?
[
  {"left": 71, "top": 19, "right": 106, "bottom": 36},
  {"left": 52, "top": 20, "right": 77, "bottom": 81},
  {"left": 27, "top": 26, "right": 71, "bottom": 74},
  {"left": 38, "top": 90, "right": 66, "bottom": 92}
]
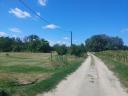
[{"left": 0, "top": 0, "right": 128, "bottom": 46}]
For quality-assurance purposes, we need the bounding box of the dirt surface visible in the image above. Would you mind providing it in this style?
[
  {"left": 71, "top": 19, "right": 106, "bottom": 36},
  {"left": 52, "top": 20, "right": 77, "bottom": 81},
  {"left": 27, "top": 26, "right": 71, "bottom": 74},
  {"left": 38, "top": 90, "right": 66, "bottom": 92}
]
[{"left": 37, "top": 54, "right": 128, "bottom": 96}]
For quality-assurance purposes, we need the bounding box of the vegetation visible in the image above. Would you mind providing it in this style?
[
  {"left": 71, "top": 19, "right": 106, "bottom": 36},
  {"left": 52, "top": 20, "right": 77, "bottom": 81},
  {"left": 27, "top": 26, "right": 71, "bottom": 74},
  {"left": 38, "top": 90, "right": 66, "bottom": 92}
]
[
  {"left": 0, "top": 34, "right": 128, "bottom": 95},
  {"left": 0, "top": 35, "right": 51, "bottom": 53},
  {"left": 53, "top": 44, "right": 67, "bottom": 55},
  {"left": 53, "top": 44, "right": 86, "bottom": 57},
  {"left": 0, "top": 34, "right": 87, "bottom": 57},
  {"left": 96, "top": 51, "right": 128, "bottom": 88},
  {"left": 85, "top": 34, "right": 125, "bottom": 52},
  {"left": 70, "top": 44, "right": 86, "bottom": 57},
  {"left": 0, "top": 53, "right": 85, "bottom": 96}
]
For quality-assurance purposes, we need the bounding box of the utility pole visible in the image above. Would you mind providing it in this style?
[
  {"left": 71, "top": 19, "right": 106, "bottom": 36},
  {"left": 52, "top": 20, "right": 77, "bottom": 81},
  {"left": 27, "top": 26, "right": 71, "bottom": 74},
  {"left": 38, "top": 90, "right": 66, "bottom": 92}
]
[{"left": 71, "top": 31, "right": 73, "bottom": 46}]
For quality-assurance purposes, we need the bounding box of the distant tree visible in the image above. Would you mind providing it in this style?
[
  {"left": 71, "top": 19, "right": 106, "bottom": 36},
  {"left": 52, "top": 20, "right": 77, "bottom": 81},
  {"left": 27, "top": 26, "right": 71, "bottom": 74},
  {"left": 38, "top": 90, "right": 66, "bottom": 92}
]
[
  {"left": 0, "top": 35, "right": 52, "bottom": 53},
  {"left": 38, "top": 39, "right": 51, "bottom": 53},
  {"left": 122, "top": 45, "right": 128, "bottom": 50},
  {"left": 12, "top": 38, "right": 23, "bottom": 52},
  {"left": 70, "top": 44, "right": 86, "bottom": 57},
  {"left": 53, "top": 44, "right": 67, "bottom": 55},
  {"left": 85, "top": 34, "right": 124, "bottom": 52},
  {"left": 109, "top": 37, "right": 124, "bottom": 50},
  {"left": 0, "top": 37, "right": 13, "bottom": 52},
  {"left": 24, "top": 35, "right": 41, "bottom": 52}
]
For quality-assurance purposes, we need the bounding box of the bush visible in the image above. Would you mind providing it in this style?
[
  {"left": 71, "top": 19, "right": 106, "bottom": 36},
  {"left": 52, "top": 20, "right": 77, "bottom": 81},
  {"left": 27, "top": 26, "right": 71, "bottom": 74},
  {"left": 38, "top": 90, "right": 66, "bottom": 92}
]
[
  {"left": 5, "top": 53, "right": 9, "bottom": 56},
  {"left": 53, "top": 44, "right": 67, "bottom": 55},
  {"left": 70, "top": 44, "right": 86, "bottom": 57}
]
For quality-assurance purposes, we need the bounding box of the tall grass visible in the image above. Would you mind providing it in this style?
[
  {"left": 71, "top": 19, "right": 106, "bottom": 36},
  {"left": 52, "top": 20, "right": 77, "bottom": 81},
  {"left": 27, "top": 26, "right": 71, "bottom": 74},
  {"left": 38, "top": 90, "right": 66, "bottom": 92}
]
[
  {"left": 96, "top": 50, "right": 128, "bottom": 89},
  {"left": 0, "top": 53, "right": 85, "bottom": 96}
]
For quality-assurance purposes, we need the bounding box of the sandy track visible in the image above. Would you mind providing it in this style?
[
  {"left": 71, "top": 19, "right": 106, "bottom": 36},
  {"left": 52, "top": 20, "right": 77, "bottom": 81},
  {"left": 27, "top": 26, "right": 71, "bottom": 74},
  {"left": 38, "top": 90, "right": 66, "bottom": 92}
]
[{"left": 37, "top": 54, "right": 128, "bottom": 96}]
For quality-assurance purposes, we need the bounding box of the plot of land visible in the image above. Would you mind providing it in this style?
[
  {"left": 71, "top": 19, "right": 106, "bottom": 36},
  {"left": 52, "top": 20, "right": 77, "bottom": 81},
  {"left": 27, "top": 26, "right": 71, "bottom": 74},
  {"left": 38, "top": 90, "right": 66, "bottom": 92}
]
[{"left": 0, "top": 52, "right": 84, "bottom": 96}]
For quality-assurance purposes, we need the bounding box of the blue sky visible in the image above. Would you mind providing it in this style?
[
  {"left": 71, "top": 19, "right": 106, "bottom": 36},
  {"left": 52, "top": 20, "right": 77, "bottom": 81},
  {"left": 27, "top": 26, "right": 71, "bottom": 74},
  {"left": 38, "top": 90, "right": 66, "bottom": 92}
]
[{"left": 0, "top": 0, "right": 128, "bottom": 45}]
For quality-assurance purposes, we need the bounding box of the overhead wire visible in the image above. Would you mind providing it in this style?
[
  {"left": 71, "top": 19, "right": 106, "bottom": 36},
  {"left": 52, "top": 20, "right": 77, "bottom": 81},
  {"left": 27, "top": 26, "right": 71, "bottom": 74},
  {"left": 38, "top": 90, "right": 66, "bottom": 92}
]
[{"left": 18, "top": 0, "right": 69, "bottom": 33}]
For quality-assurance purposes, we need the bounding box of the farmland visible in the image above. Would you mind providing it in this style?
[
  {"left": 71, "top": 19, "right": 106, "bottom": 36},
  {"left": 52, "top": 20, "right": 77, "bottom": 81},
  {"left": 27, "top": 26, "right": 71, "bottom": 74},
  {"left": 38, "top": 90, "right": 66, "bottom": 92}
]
[
  {"left": 0, "top": 52, "right": 85, "bottom": 96},
  {"left": 96, "top": 50, "right": 128, "bottom": 89}
]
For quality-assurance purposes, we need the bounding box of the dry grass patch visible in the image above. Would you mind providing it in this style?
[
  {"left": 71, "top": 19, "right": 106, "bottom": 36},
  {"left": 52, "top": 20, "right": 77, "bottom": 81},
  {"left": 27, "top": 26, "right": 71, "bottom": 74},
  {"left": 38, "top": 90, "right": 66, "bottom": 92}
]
[{"left": 0, "top": 72, "right": 52, "bottom": 86}]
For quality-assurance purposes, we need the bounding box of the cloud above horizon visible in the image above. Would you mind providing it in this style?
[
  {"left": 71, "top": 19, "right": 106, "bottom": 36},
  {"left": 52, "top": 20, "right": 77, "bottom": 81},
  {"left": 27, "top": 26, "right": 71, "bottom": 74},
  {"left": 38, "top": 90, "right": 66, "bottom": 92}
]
[
  {"left": 9, "top": 8, "right": 31, "bottom": 19},
  {"left": 43, "top": 24, "right": 59, "bottom": 30},
  {"left": 121, "top": 28, "right": 128, "bottom": 33},
  {"left": 9, "top": 27, "right": 21, "bottom": 33},
  {"left": 38, "top": 0, "right": 47, "bottom": 6},
  {"left": 0, "top": 32, "right": 7, "bottom": 37},
  {"left": 64, "top": 37, "right": 69, "bottom": 40}
]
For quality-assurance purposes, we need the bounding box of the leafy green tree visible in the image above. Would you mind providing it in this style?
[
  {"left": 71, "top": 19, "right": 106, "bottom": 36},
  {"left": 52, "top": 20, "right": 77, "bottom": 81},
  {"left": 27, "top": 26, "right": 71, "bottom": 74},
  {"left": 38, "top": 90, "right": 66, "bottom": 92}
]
[
  {"left": 38, "top": 39, "right": 51, "bottom": 53},
  {"left": 53, "top": 44, "right": 67, "bottom": 55},
  {"left": 24, "top": 35, "right": 41, "bottom": 52},
  {"left": 12, "top": 38, "right": 23, "bottom": 52},
  {"left": 70, "top": 44, "right": 86, "bottom": 57},
  {"left": 0, "top": 35, "right": 52, "bottom": 53},
  {"left": 0, "top": 37, "right": 13, "bottom": 52},
  {"left": 85, "top": 34, "right": 124, "bottom": 52}
]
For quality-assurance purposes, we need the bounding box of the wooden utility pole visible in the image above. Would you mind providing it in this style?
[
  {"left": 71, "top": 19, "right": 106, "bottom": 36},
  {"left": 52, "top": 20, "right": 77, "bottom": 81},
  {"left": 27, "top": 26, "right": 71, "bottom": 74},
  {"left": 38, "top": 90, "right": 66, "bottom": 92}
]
[{"left": 71, "top": 31, "right": 73, "bottom": 46}]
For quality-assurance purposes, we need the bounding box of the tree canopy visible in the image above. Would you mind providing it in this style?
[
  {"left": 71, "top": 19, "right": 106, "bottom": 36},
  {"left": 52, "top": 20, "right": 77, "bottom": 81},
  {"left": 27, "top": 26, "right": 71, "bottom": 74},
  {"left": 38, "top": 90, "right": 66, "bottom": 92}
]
[
  {"left": 85, "top": 34, "right": 124, "bottom": 52},
  {"left": 0, "top": 35, "right": 51, "bottom": 53},
  {"left": 0, "top": 34, "right": 127, "bottom": 53}
]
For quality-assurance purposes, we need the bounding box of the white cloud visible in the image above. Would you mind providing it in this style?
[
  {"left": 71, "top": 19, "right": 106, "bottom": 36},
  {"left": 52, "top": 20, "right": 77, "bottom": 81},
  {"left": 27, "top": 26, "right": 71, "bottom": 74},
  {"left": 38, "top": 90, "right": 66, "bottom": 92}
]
[
  {"left": 57, "top": 41, "right": 61, "bottom": 44},
  {"left": 56, "top": 40, "right": 70, "bottom": 46},
  {"left": 43, "top": 24, "right": 59, "bottom": 30},
  {"left": 121, "top": 28, "right": 128, "bottom": 33},
  {"left": 64, "top": 37, "right": 69, "bottom": 40},
  {"left": 47, "top": 40, "right": 55, "bottom": 46},
  {"left": 9, "top": 27, "right": 21, "bottom": 33},
  {"left": 9, "top": 8, "right": 31, "bottom": 18},
  {"left": 38, "top": 0, "right": 47, "bottom": 6},
  {"left": 0, "top": 32, "right": 7, "bottom": 37}
]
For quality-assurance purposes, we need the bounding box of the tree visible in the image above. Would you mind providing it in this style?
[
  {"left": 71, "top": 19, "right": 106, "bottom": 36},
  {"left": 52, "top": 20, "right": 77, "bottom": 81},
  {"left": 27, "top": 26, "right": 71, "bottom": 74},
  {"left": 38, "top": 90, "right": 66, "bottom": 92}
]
[
  {"left": 53, "top": 44, "right": 67, "bottom": 55},
  {"left": 70, "top": 44, "right": 86, "bottom": 57},
  {"left": 0, "top": 35, "right": 52, "bottom": 53},
  {"left": 0, "top": 37, "right": 13, "bottom": 52},
  {"left": 85, "top": 34, "right": 124, "bottom": 52},
  {"left": 12, "top": 38, "right": 23, "bottom": 52},
  {"left": 38, "top": 39, "right": 51, "bottom": 53},
  {"left": 24, "top": 35, "right": 41, "bottom": 52}
]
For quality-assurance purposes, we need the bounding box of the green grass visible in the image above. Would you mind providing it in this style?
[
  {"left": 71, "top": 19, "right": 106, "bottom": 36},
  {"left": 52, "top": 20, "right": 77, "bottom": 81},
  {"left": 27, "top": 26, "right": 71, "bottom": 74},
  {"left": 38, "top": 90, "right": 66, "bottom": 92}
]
[
  {"left": 21, "top": 60, "right": 83, "bottom": 96},
  {"left": 96, "top": 51, "right": 128, "bottom": 88},
  {"left": 0, "top": 65, "right": 52, "bottom": 73},
  {"left": 0, "top": 52, "right": 85, "bottom": 96}
]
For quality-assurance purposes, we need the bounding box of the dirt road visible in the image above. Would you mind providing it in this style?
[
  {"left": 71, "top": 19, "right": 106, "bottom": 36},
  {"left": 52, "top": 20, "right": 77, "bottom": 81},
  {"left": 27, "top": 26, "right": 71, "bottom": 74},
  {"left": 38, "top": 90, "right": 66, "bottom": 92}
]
[{"left": 37, "top": 54, "right": 128, "bottom": 96}]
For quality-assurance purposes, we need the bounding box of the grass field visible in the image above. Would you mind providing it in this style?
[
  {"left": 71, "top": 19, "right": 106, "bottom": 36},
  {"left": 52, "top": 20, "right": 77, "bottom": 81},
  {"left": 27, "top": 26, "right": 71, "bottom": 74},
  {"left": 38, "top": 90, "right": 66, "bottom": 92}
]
[
  {"left": 0, "top": 52, "right": 85, "bottom": 96},
  {"left": 96, "top": 50, "right": 128, "bottom": 90}
]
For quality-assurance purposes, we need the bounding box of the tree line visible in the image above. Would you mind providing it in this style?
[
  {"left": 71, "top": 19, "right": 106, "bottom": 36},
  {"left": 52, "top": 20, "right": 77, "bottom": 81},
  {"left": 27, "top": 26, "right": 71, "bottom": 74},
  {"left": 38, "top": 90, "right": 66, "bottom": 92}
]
[
  {"left": 85, "top": 34, "right": 128, "bottom": 52},
  {"left": 0, "top": 34, "right": 86, "bottom": 57},
  {"left": 0, "top": 35, "right": 51, "bottom": 53},
  {"left": 0, "top": 34, "right": 128, "bottom": 56}
]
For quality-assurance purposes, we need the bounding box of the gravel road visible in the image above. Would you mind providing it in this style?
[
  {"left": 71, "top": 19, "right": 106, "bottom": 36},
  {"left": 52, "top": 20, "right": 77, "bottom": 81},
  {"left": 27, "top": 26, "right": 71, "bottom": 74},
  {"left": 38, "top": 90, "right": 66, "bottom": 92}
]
[{"left": 37, "top": 54, "right": 128, "bottom": 96}]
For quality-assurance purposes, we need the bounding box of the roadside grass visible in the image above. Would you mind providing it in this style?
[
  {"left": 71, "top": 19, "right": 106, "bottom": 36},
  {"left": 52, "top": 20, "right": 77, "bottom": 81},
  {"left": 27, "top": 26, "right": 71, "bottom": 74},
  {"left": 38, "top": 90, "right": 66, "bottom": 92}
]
[
  {"left": 0, "top": 65, "right": 52, "bottom": 73},
  {"left": 96, "top": 51, "right": 128, "bottom": 89},
  {"left": 21, "top": 60, "right": 83, "bottom": 96},
  {"left": 0, "top": 52, "right": 85, "bottom": 96}
]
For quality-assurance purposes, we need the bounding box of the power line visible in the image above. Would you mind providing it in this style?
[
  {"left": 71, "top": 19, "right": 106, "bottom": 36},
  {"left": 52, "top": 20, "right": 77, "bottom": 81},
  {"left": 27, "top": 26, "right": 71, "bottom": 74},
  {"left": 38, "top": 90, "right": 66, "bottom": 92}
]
[
  {"left": 18, "top": 0, "right": 68, "bottom": 32},
  {"left": 18, "top": 0, "right": 73, "bottom": 46},
  {"left": 18, "top": 0, "right": 50, "bottom": 24}
]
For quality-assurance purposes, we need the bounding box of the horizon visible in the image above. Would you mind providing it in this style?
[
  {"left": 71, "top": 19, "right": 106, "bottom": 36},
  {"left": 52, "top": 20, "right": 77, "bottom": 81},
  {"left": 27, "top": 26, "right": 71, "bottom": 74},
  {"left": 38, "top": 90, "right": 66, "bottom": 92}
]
[{"left": 0, "top": 0, "right": 128, "bottom": 45}]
